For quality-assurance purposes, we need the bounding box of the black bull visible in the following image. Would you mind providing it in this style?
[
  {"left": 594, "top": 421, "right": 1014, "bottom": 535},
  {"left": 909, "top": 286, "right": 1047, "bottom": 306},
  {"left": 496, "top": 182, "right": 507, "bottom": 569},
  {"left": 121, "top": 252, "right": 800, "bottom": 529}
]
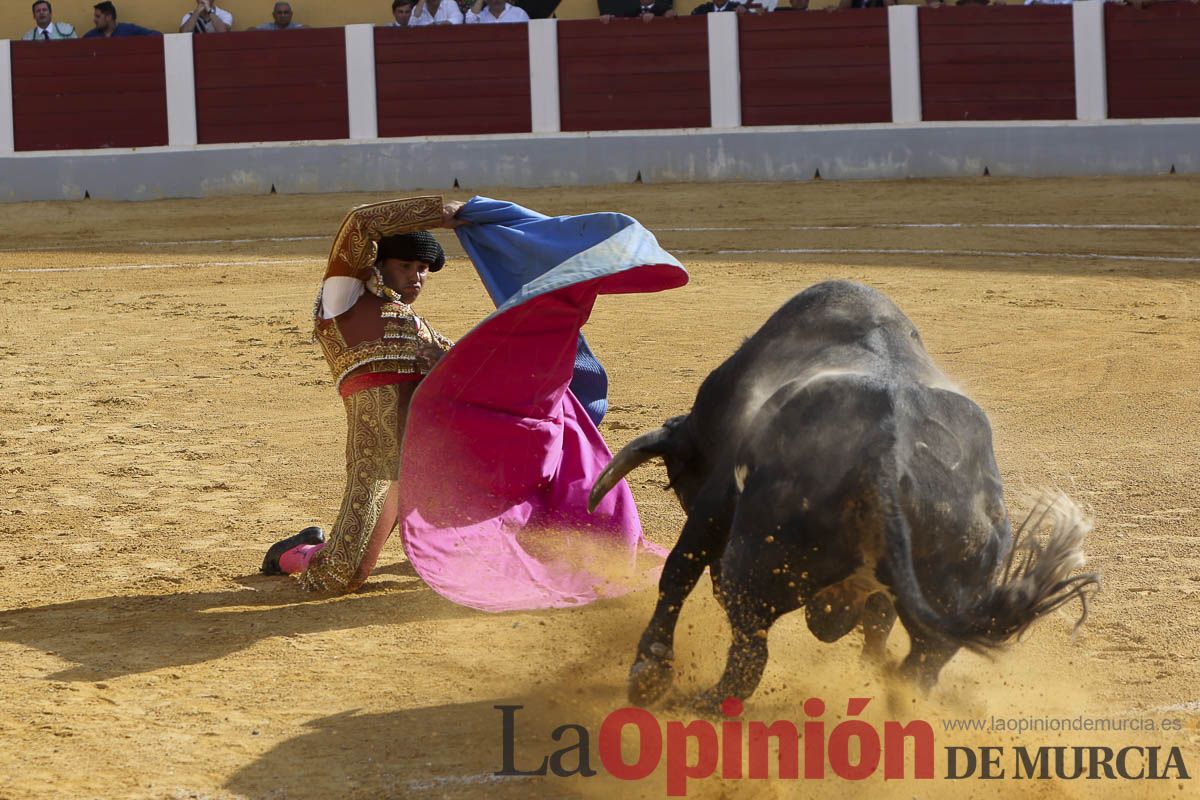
[{"left": 589, "top": 281, "right": 1099, "bottom": 706}]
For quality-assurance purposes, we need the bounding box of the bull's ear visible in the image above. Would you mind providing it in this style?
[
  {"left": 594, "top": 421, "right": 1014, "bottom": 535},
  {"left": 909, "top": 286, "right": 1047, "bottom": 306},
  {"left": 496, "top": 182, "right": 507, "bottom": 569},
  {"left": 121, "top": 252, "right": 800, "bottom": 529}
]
[{"left": 588, "top": 417, "right": 687, "bottom": 513}]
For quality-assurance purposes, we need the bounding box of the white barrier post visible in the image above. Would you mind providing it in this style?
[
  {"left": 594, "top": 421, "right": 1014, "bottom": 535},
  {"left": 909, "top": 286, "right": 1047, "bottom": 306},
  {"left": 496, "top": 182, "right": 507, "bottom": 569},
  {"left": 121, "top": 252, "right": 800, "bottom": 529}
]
[
  {"left": 0, "top": 41, "right": 14, "bottom": 154},
  {"left": 1073, "top": 0, "right": 1108, "bottom": 121},
  {"left": 888, "top": 5, "right": 922, "bottom": 124},
  {"left": 528, "top": 19, "right": 560, "bottom": 134},
  {"left": 707, "top": 12, "right": 741, "bottom": 129},
  {"left": 345, "top": 24, "right": 378, "bottom": 140},
  {"left": 163, "top": 34, "right": 197, "bottom": 148}
]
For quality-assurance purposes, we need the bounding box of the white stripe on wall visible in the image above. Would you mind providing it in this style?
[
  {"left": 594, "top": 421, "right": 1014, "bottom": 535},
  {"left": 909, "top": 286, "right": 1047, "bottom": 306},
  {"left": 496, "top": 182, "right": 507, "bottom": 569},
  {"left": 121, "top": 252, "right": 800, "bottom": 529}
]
[
  {"left": 888, "top": 5, "right": 922, "bottom": 124},
  {"left": 0, "top": 40, "right": 13, "bottom": 154},
  {"left": 163, "top": 34, "right": 198, "bottom": 148},
  {"left": 528, "top": 19, "right": 561, "bottom": 134},
  {"left": 345, "top": 24, "right": 379, "bottom": 140},
  {"left": 707, "top": 12, "right": 741, "bottom": 129},
  {"left": 1073, "top": 0, "right": 1108, "bottom": 122}
]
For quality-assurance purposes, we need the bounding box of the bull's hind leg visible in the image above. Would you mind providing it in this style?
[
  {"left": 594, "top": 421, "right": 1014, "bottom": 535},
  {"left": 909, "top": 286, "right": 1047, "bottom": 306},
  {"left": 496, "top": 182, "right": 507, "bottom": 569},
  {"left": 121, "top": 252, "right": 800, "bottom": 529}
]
[
  {"left": 896, "top": 608, "right": 960, "bottom": 692},
  {"left": 630, "top": 491, "right": 734, "bottom": 706},
  {"left": 861, "top": 592, "right": 897, "bottom": 667}
]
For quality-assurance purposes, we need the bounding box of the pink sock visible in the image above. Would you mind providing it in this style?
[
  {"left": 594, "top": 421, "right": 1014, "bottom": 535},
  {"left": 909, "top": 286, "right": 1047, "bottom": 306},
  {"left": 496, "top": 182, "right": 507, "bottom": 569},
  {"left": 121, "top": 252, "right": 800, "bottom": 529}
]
[{"left": 278, "top": 543, "right": 324, "bottom": 574}]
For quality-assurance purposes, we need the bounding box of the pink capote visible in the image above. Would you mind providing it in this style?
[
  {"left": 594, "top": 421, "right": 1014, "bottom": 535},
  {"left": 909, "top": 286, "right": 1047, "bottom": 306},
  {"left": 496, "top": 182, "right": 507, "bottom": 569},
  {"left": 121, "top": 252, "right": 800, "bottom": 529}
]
[{"left": 396, "top": 263, "right": 686, "bottom": 612}]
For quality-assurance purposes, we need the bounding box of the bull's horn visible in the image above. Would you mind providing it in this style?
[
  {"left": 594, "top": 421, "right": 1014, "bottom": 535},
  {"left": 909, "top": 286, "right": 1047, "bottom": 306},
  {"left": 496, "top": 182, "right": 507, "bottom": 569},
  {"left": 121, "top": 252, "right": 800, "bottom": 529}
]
[{"left": 588, "top": 426, "right": 672, "bottom": 513}]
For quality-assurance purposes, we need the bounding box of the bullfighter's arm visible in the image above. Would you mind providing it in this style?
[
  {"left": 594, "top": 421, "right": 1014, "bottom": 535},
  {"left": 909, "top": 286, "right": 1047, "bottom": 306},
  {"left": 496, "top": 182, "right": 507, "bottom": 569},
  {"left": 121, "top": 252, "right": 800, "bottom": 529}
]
[{"left": 324, "top": 195, "right": 445, "bottom": 282}]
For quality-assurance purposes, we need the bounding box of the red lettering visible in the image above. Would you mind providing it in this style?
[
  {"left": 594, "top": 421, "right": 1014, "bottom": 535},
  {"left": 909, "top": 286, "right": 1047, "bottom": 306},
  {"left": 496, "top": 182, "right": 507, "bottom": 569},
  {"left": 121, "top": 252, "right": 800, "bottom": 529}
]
[
  {"left": 598, "top": 707, "right": 662, "bottom": 781},
  {"left": 883, "top": 720, "right": 935, "bottom": 779},
  {"left": 748, "top": 720, "right": 799, "bottom": 779},
  {"left": 665, "top": 720, "right": 718, "bottom": 796}
]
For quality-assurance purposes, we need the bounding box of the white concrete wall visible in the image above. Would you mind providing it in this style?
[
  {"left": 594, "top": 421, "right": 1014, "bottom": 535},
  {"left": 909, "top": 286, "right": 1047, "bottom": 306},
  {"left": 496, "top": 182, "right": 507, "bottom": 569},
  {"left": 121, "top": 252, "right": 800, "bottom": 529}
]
[{"left": 2, "top": 121, "right": 1197, "bottom": 202}]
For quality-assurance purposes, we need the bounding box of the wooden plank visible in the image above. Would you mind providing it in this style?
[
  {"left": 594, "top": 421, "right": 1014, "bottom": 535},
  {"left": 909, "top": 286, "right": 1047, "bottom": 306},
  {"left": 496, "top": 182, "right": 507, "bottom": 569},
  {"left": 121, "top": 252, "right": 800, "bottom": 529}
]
[
  {"left": 920, "top": 43, "right": 1074, "bottom": 63},
  {"left": 375, "top": 60, "right": 528, "bottom": 82},
  {"left": 376, "top": 40, "right": 528, "bottom": 63},
  {"left": 558, "top": 17, "right": 708, "bottom": 39},
  {"left": 560, "top": 60, "right": 706, "bottom": 79},
  {"left": 10, "top": 37, "right": 163, "bottom": 63},
  {"left": 560, "top": 72, "right": 710, "bottom": 93},
  {"left": 739, "top": 11, "right": 887, "bottom": 33},
  {"left": 919, "top": 5, "right": 1071, "bottom": 27},
  {"left": 920, "top": 24, "right": 1072, "bottom": 46},
  {"left": 558, "top": 38, "right": 707, "bottom": 59},
  {"left": 193, "top": 46, "right": 345, "bottom": 71},
  {"left": 198, "top": 120, "right": 347, "bottom": 144},
  {"left": 739, "top": 47, "right": 888, "bottom": 70},
  {"left": 562, "top": 90, "right": 709, "bottom": 113},
  {"left": 380, "top": 115, "right": 532, "bottom": 137},
  {"left": 196, "top": 66, "right": 347, "bottom": 90},
  {"left": 195, "top": 28, "right": 344, "bottom": 51},
  {"left": 15, "top": 92, "right": 167, "bottom": 115},
  {"left": 197, "top": 101, "right": 348, "bottom": 126},
  {"left": 923, "top": 99, "right": 1073, "bottom": 121},
  {"left": 743, "top": 104, "right": 890, "bottom": 126},
  {"left": 921, "top": 81, "right": 1073, "bottom": 102},
  {"left": 12, "top": 73, "right": 166, "bottom": 95},
  {"left": 743, "top": 83, "right": 889, "bottom": 106},
  {"left": 739, "top": 27, "right": 889, "bottom": 50},
  {"left": 741, "top": 66, "right": 890, "bottom": 86},
  {"left": 1109, "top": 98, "right": 1200, "bottom": 120},
  {"left": 561, "top": 109, "right": 710, "bottom": 132},
  {"left": 378, "top": 77, "right": 530, "bottom": 102},
  {"left": 1106, "top": 40, "right": 1200, "bottom": 61},
  {"left": 12, "top": 53, "right": 165, "bottom": 79}
]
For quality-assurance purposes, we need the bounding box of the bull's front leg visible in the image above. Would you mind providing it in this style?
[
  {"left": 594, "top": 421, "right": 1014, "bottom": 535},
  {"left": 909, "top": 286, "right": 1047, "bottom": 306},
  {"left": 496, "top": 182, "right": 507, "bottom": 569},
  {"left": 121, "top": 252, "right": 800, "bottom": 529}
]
[{"left": 630, "top": 490, "right": 733, "bottom": 706}]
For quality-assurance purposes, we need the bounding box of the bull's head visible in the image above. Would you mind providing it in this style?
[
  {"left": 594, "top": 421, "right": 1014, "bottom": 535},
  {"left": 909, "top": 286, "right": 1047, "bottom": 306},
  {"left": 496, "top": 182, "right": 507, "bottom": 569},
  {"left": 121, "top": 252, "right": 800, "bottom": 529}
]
[{"left": 589, "top": 415, "right": 700, "bottom": 513}]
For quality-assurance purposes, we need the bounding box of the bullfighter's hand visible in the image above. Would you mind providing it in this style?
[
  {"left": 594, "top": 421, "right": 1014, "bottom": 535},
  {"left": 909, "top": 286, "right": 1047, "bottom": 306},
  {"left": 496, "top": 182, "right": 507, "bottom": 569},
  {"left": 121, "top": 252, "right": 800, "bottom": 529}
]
[{"left": 442, "top": 201, "right": 467, "bottom": 229}]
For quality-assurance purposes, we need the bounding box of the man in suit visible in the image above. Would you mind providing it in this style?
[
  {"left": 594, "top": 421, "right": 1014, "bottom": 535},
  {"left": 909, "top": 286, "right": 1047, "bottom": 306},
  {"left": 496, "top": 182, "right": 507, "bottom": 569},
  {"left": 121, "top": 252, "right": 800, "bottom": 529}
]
[{"left": 22, "top": 1, "right": 78, "bottom": 40}]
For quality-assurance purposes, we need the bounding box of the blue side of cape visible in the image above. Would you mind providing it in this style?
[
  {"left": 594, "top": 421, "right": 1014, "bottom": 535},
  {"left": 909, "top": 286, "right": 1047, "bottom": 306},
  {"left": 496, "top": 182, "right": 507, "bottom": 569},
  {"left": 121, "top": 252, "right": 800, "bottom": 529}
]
[{"left": 454, "top": 196, "right": 639, "bottom": 426}]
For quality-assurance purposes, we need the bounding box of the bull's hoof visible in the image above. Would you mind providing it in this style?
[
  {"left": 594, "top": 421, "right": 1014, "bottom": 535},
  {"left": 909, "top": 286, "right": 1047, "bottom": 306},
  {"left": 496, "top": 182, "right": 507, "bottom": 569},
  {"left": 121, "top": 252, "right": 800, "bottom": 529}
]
[
  {"left": 628, "top": 645, "right": 675, "bottom": 707},
  {"left": 261, "top": 526, "right": 325, "bottom": 575}
]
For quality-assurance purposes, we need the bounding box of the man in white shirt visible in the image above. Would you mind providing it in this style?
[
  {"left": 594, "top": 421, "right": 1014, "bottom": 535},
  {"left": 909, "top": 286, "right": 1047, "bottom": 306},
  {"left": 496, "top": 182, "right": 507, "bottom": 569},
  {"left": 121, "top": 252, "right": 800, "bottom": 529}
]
[
  {"left": 466, "top": 0, "right": 531, "bottom": 22},
  {"left": 409, "top": 0, "right": 464, "bottom": 25},
  {"left": 180, "top": 0, "right": 233, "bottom": 33},
  {"left": 23, "top": 1, "right": 77, "bottom": 40}
]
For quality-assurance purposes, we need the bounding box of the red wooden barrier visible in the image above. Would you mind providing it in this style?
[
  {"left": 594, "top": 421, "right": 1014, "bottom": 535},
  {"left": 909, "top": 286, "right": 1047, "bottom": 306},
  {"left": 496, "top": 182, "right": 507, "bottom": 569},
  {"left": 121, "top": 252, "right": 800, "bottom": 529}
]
[
  {"left": 194, "top": 28, "right": 348, "bottom": 145},
  {"left": 10, "top": 37, "right": 167, "bottom": 152},
  {"left": 1106, "top": 2, "right": 1200, "bottom": 119},
  {"left": 558, "top": 18, "right": 710, "bottom": 132},
  {"left": 739, "top": 10, "right": 890, "bottom": 127},
  {"left": 919, "top": 6, "right": 1074, "bottom": 121},
  {"left": 375, "top": 25, "right": 531, "bottom": 137}
]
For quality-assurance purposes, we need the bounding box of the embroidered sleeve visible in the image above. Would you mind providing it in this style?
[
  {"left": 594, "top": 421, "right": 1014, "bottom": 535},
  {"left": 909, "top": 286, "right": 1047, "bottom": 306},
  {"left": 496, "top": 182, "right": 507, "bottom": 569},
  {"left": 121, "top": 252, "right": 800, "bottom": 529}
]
[{"left": 324, "top": 196, "right": 444, "bottom": 282}]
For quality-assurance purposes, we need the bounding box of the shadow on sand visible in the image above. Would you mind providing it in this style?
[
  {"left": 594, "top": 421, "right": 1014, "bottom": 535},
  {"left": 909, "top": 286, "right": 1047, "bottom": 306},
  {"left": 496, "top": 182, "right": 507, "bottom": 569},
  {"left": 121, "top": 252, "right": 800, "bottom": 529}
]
[{"left": 0, "top": 567, "right": 474, "bottom": 682}]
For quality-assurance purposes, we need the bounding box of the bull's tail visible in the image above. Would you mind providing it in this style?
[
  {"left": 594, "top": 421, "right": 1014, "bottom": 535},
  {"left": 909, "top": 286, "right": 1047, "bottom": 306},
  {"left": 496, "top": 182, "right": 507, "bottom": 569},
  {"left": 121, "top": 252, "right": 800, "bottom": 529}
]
[
  {"left": 880, "top": 459, "right": 1099, "bottom": 652},
  {"left": 971, "top": 493, "right": 1100, "bottom": 643}
]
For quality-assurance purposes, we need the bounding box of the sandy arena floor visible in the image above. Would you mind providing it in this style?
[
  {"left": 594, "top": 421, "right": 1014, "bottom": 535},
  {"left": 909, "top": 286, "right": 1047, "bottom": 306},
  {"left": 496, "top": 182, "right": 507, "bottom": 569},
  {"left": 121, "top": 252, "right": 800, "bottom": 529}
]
[{"left": 0, "top": 177, "right": 1198, "bottom": 799}]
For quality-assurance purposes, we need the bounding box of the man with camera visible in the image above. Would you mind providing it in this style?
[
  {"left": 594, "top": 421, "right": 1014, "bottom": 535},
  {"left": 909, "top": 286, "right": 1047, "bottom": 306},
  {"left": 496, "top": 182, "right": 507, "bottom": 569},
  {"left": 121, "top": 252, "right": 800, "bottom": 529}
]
[{"left": 180, "top": 0, "right": 233, "bottom": 33}]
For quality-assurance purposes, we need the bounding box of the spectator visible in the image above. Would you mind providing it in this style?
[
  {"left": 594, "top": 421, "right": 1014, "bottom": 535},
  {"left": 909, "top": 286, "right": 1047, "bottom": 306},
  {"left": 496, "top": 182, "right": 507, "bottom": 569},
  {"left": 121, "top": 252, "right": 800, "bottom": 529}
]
[
  {"left": 83, "top": 2, "right": 159, "bottom": 36},
  {"left": 23, "top": 1, "right": 77, "bottom": 40},
  {"left": 837, "top": 0, "right": 896, "bottom": 7},
  {"left": 598, "top": 0, "right": 676, "bottom": 21},
  {"left": 410, "top": 0, "right": 465, "bottom": 25},
  {"left": 466, "top": 0, "right": 531, "bottom": 21},
  {"left": 391, "top": 0, "right": 415, "bottom": 25},
  {"left": 773, "top": 0, "right": 809, "bottom": 9},
  {"left": 252, "top": 1, "right": 304, "bottom": 29},
  {"left": 691, "top": 0, "right": 746, "bottom": 13},
  {"left": 180, "top": 0, "right": 233, "bottom": 33}
]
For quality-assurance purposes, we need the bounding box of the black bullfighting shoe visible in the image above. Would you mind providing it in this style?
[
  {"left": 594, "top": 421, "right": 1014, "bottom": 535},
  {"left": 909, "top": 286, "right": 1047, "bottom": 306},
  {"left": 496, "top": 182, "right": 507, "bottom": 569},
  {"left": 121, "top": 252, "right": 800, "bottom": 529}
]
[{"left": 261, "top": 526, "right": 326, "bottom": 575}]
